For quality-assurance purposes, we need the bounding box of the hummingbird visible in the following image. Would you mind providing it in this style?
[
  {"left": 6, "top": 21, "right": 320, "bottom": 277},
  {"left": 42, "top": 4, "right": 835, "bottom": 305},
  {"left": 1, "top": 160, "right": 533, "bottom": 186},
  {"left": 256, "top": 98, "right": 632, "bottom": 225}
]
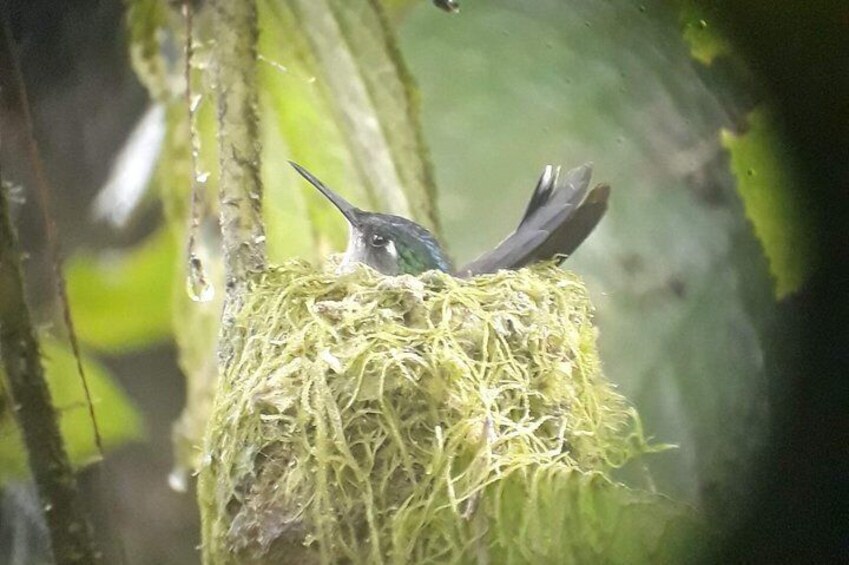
[{"left": 289, "top": 161, "right": 609, "bottom": 278}]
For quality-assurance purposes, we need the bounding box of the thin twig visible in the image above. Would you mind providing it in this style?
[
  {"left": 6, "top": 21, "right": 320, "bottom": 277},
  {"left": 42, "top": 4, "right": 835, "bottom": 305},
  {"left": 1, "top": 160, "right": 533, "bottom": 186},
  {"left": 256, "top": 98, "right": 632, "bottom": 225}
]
[
  {"left": 182, "top": 0, "right": 212, "bottom": 301},
  {"left": 1, "top": 135, "right": 98, "bottom": 565},
  {"left": 0, "top": 9, "right": 104, "bottom": 460}
]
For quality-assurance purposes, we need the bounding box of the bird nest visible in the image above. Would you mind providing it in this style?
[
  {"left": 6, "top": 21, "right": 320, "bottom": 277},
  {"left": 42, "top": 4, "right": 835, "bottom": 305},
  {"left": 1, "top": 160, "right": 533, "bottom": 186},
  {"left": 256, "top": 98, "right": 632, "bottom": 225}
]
[{"left": 198, "top": 258, "right": 659, "bottom": 564}]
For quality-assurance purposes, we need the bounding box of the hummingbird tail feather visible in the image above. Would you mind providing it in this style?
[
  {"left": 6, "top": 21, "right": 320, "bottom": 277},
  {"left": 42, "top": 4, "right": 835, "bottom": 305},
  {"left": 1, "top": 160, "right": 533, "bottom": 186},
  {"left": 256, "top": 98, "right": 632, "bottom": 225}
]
[{"left": 458, "top": 163, "right": 609, "bottom": 276}]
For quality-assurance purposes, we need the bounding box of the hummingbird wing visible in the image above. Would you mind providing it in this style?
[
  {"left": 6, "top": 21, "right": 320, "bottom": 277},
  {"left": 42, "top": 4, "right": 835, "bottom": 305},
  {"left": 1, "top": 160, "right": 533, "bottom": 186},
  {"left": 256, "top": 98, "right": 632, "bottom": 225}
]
[{"left": 458, "top": 163, "right": 609, "bottom": 276}]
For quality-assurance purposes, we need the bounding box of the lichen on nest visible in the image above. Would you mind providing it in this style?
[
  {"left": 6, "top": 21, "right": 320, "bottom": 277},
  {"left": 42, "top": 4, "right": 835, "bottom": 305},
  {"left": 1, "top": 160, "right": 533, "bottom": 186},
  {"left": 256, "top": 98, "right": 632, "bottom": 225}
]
[{"left": 198, "top": 258, "right": 659, "bottom": 564}]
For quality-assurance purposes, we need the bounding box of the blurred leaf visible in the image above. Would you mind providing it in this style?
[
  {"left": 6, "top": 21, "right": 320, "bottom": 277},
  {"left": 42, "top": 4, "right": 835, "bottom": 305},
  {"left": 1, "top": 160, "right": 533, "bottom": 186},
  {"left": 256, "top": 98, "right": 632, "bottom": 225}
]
[
  {"left": 492, "top": 470, "right": 705, "bottom": 563},
  {"left": 380, "top": 0, "right": 420, "bottom": 17},
  {"left": 721, "top": 108, "right": 812, "bottom": 299},
  {"left": 257, "top": 0, "right": 442, "bottom": 265},
  {"left": 283, "top": 0, "right": 439, "bottom": 232},
  {"left": 66, "top": 227, "right": 176, "bottom": 352},
  {"left": 0, "top": 339, "right": 144, "bottom": 482},
  {"left": 258, "top": 0, "right": 359, "bottom": 261},
  {"left": 125, "top": 0, "right": 178, "bottom": 99},
  {"left": 677, "top": 0, "right": 731, "bottom": 65}
]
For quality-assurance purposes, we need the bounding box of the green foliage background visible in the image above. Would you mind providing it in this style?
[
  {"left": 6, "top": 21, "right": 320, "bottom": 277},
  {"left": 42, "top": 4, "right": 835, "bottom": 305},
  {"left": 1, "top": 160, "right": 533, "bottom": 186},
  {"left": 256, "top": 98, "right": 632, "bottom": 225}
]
[{"left": 0, "top": 339, "right": 142, "bottom": 480}]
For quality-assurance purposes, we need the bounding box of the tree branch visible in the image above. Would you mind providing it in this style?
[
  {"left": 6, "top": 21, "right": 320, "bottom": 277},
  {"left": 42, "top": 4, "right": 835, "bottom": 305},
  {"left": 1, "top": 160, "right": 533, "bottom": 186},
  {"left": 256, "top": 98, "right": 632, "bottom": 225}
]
[
  {"left": 211, "top": 0, "right": 267, "bottom": 298},
  {"left": 0, "top": 171, "right": 98, "bottom": 565},
  {"left": 0, "top": 4, "right": 104, "bottom": 458}
]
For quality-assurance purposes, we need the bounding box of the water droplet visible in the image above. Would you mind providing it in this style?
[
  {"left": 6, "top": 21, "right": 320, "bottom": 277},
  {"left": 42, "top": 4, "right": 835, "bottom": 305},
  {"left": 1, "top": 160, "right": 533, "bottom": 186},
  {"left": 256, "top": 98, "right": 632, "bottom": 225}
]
[
  {"left": 698, "top": 19, "right": 708, "bottom": 29},
  {"left": 190, "top": 94, "right": 202, "bottom": 112},
  {"left": 196, "top": 171, "right": 210, "bottom": 184},
  {"left": 168, "top": 469, "right": 188, "bottom": 493},
  {"left": 44, "top": 503, "right": 53, "bottom": 512},
  {"left": 187, "top": 255, "right": 215, "bottom": 302}
]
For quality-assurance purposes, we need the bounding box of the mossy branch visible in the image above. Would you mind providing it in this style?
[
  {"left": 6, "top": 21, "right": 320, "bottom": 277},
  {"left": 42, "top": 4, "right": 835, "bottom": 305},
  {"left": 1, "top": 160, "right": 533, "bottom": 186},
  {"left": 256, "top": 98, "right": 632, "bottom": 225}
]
[
  {"left": 0, "top": 176, "right": 97, "bottom": 563},
  {"left": 211, "top": 0, "right": 267, "bottom": 298}
]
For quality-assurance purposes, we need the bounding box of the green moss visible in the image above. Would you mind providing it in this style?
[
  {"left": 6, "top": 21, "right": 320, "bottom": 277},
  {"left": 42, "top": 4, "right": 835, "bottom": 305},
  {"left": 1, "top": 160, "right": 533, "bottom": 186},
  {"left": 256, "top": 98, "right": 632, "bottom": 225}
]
[{"left": 198, "top": 259, "right": 672, "bottom": 564}]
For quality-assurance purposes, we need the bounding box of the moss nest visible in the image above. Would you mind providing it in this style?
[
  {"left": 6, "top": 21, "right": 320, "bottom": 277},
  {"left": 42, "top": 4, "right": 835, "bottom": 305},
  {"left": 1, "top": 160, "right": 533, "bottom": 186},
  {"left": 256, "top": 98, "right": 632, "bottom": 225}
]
[{"left": 198, "top": 259, "right": 656, "bottom": 564}]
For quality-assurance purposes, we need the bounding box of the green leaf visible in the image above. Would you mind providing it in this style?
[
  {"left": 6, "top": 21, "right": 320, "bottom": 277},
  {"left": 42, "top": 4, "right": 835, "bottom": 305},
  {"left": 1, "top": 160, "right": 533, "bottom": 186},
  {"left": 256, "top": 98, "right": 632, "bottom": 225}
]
[
  {"left": 380, "top": 0, "right": 420, "bottom": 18},
  {"left": 722, "top": 108, "right": 813, "bottom": 299},
  {"left": 279, "top": 0, "right": 439, "bottom": 232},
  {"left": 0, "top": 339, "right": 144, "bottom": 482},
  {"left": 66, "top": 227, "right": 177, "bottom": 352},
  {"left": 258, "top": 0, "right": 360, "bottom": 261}
]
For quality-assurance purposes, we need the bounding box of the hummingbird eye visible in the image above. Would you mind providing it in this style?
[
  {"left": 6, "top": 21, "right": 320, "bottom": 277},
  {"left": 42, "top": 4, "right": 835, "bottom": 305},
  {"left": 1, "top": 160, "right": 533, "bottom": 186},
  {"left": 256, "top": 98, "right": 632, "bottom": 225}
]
[{"left": 369, "top": 233, "right": 389, "bottom": 248}]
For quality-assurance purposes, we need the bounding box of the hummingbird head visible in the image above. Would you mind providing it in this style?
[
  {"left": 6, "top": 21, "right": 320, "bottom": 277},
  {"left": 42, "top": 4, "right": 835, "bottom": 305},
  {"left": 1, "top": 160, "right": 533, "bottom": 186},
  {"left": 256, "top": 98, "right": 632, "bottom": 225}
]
[{"left": 290, "top": 162, "right": 452, "bottom": 276}]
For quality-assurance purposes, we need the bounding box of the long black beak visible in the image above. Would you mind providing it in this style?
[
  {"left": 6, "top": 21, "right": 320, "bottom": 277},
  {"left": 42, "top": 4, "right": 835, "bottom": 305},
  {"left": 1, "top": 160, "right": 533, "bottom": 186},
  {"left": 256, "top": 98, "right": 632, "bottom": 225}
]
[{"left": 289, "top": 161, "right": 359, "bottom": 226}]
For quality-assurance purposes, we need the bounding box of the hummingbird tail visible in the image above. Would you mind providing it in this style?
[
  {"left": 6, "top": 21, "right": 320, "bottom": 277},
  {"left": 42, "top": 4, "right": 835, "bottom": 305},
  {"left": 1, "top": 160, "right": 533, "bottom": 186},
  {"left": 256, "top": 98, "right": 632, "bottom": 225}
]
[{"left": 458, "top": 163, "right": 609, "bottom": 276}]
